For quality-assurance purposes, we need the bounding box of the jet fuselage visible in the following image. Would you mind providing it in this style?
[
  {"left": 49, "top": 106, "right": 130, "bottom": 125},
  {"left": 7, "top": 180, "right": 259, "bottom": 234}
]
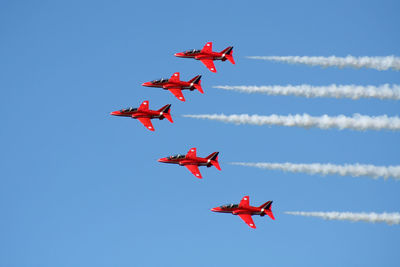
[
  {"left": 110, "top": 109, "right": 165, "bottom": 119},
  {"left": 158, "top": 156, "right": 214, "bottom": 167},
  {"left": 211, "top": 205, "right": 267, "bottom": 216},
  {"left": 142, "top": 79, "right": 197, "bottom": 91},
  {"left": 174, "top": 50, "right": 227, "bottom": 61}
]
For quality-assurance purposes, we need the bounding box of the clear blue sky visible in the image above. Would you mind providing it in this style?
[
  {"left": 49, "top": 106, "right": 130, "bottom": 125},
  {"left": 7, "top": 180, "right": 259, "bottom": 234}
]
[{"left": 1, "top": 1, "right": 399, "bottom": 266}]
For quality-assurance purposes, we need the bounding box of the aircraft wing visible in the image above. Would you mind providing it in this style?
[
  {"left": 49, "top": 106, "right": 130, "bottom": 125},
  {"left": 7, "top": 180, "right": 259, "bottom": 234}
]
[
  {"left": 184, "top": 164, "right": 202, "bottom": 179},
  {"left": 238, "top": 213, "right": 256, "bottom": 229},
  {"left": 138, "top": 100, "right": 149, "bottom": 111},
  {"left": 169, "top": 72, "right": 180, "bottom": 82},
  {"left": 200, "top": 59, "right": 217, "bottom": 73},
  {"left": 136, "top": 117, "right": 155, "bottom": 131},
  {"left": 186, "top": 147, "right": 197, "bottom": 158},
  {"left": 201, "top": 42, "right": 213, "bottom": 53},
  {"left": 168, "top": 88, "right": 185, "bottom": 102},
  {"left": 239, "top": 196, "right": 250, "bottom": 207}
]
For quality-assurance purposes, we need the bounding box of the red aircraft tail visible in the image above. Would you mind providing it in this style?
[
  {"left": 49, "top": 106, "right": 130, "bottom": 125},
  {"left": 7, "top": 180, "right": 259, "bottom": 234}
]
[
  {"left": 259, "top": 201, "right": 275, "bottom": 220},
  {"left": 188, "top": 75, "right": 203, "bottom": 94},
  {"left": 206, "top": 152, "right": 221, "bottom": 170},
  {"left": 158, "top": 104, "right": 173, "bottom": 123},
  {"left": 221, "top": 46, "right": 235, "bottom": 65}
]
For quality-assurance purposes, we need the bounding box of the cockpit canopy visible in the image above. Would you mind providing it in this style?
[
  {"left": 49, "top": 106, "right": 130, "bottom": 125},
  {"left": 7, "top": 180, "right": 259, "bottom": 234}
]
[
  {"left": 184, "top": 49, "right": 201, "bottom": 54},
  {"left": 168, "top": 154, "right": 185, "bottom": 159},
  {"left": 120, "top": 107, "right": 137, "bottom": 112},
  {"left": 220, "top": 204, "right": 239, "bottom": 209},
  {"left": 152, "top": 78, "right": 169, "bottom": 84}
]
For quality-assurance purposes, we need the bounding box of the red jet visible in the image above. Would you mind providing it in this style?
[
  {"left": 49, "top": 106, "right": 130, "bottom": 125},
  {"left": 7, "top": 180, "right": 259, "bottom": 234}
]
[
  {"left": 158, "top": 147, "right": 220, "bottom": 178},
  {"left": 142, "top": 72, "right": 203, "bottom": 102},
  {"left": 110, "top": 100, "right": 173, "bottom": 131},
  {"left": 174, "top": 42, "right": 235, "bottom": 73},
  {"left": 211, "top": 196, "right": 275, "bottom": 229}
]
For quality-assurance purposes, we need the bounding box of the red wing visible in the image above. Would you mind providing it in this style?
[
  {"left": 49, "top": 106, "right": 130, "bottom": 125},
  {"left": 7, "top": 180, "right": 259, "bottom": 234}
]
[
  {"left": 168, "top": 88, "right": 185, "bottom": 102},
  {"left": 138, "top": 100, "right": 149, "bottom": 111},
  {"left": 184, "top": 164, "right": 202, "bottom": 179},
  {"left": 239, "top": 196, "right": 250, "bottom": 207},
  {"left": 186, "top": 147, "right": 197, "bottom": 158},
  {"left": 169, "top": 72, "right": 180, "bottom": 82},
  {"left": 136, "top": 117, "right": 155, "bottom": 131},
  {"left": 238, "top": 214, "right": 256, "bottom": 229},
  {"left": 200, "top": 59, "right": 217, "bottom": 73},
  {"left": 201, "top": 42, "right": 213, "bottom": 53}
]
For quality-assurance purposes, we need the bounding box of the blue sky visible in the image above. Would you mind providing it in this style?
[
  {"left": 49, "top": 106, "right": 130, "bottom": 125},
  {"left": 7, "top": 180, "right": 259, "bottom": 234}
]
[{"left": 1, "top": 0, "right": 399, "bottom": 266}]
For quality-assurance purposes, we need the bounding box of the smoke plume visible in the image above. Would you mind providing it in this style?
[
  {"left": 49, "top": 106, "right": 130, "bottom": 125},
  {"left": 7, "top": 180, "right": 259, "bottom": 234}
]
[
  {"left": 230, "top": 162, "right": 400, "bottom": 180},
  {"left": 285, "top": 211, "right": 400, "bottom": 225},
  {"left": 183, "top": 113, "right": 400, "bottom": 131},
  {"left": 214, "top": 84, "right": 400, "bottom": 100},
  {"left": 247, "top": 55, "right": 400, "bottom": 71}
]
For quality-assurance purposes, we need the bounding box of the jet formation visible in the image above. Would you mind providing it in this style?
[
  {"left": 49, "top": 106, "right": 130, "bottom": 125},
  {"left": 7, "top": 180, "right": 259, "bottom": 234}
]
[{"left": 110, "top": 42, "right": 273, "bottom": 228}]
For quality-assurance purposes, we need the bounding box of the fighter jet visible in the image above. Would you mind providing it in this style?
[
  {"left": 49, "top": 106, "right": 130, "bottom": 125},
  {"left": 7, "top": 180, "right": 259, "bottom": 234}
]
[
  {"left": 158, "top": 147, "right": 220, "bottom": 178},
  {"left": 174, "top": 42, "right": 235, "bottom": 73},
  {"left": 142, "top": 72, "right": 203, "bottom": 102},
  {"left": 211, "top": 196, "right": 275, "bottom": 229},
  {"left": 110, "top": 100, "right": 173, "bottom": 131}
]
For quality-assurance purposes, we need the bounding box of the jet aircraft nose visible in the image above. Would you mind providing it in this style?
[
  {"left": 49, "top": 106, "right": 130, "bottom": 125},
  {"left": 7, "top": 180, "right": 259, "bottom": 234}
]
[
  {"left": 211, "top": 207, "right": 221, "bottom": 212},
  {"left": 158, "top": 157, "right": 168, "bottom": 163},
  {"left": 110, "top": 111, "right": 121, "bottom": 116},
  {"left": 142, "top": 82, "right": 151, "bottom": 86},
  {"left": 174, "top": 52, "right": 184, "bottom": 57}
]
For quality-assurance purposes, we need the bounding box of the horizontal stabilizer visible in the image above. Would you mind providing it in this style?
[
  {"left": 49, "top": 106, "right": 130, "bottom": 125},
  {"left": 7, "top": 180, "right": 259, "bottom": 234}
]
[
  {"left": 163, "top": 113, "right": 173, "bottom": 123},
  {"left": 266, "top": 211, "right": 275, "bottom": 220},
  {"left": 211, "top": 160, "right": 221, "bottom": 171},
  {"left": 189, "top": 75, "right": 203, "bottom": 93},
  {"left": 259, "top": 201, "right": 275, "bottom": 220},
  {"left": 207, "top": 152, "right": 220, "bottom": 170},
  {"left": 226, "top": 54, "right": 235, "bottom": 65},
  {"left": 158, "top": 104, "right": 173, "bottom": 123},
  {"left": 221, "top": 46, "right": 235, "bottom": 64}
]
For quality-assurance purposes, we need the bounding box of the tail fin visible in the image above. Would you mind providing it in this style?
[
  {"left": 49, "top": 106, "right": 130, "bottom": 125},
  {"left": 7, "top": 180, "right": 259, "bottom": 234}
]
[
  {"left": 221, "top": 46, "right": 235, "bottom": 64},
  {"left": 206, "top": 152, "right": 221, "bottom": 170},
  {"left": 158, "top": 104, "right": 173, "bottom": 123},
  {"left": 188, "top": 75, "right": 203, "bottom": 93},
  {"left": 259, "top": 201, "right": 275, "bottom": 220}
]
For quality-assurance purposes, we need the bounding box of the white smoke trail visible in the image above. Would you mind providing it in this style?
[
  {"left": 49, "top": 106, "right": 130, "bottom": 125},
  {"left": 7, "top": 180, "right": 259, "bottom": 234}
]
[
  {"left": 230, "top": 162, "right": 400, "bottom": 180},
  {"left": 247, "top": 55, "right": 400, "bottom": 71},
  {"left": 213, "top": 84, "right": 400, "bottom": 100},
  {"left": 285, "top": 211, "right": 400, "bottom": 225},
  {"left": 183, "top": 113, "right": 400, "bottom": 131}
]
